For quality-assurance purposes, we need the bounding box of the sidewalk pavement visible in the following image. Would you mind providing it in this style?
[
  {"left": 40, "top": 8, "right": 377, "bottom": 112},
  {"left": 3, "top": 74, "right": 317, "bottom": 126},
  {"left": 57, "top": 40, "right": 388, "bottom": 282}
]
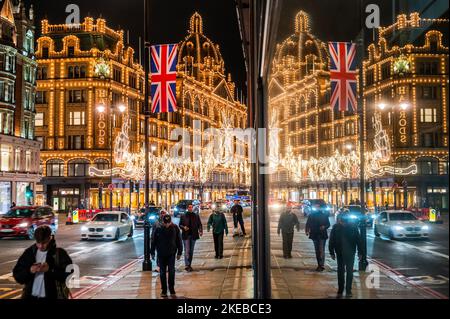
[{"left": 75, "top": 211, "right": 435, "bottom": 299}]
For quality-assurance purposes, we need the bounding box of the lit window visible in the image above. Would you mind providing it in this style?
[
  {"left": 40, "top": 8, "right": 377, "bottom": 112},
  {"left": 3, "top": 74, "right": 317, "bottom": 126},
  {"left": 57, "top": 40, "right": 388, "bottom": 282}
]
[
  {"left": 69, "top": 111, "right": 85, "bottom": 125},
  {"left": 420, "top": 108, "right": 437, "bottom": 123},
  {"left": 35, "top": 113, "right": 44, "bottom": 126}
]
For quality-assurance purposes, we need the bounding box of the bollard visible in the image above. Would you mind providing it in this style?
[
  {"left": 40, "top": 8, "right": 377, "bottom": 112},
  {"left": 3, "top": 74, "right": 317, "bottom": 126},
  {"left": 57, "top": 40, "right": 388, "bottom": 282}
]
[
  {"left": 142, "top": 219, "right": 152, "bottom": 271},
  {"left": 358, "top": 214, "right": 369, "bottom": 271}
]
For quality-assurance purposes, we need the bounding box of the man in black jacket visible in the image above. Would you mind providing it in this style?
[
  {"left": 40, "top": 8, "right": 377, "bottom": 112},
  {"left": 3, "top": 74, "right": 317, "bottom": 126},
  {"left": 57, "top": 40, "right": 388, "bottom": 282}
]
[
  {"left": 305, "top": 207, "right": 331, "bottom": 271},
  {"left": 179, "top": 205, "right": 203, "bottom": 272},
  {"left": 13, "top": 225, "right": 73, "bottom": 299},
  {"left": 151, "top": 214, "right": 183, "bottom": 298},
  {"left": 329, "top": 212, "right": 362, "bottom": 298},
  {"left": 230, "top": 200, "right": 246, "bottom": 236},
  {"left": 278, "top": 208, "right": 300, "bottom": 258}
]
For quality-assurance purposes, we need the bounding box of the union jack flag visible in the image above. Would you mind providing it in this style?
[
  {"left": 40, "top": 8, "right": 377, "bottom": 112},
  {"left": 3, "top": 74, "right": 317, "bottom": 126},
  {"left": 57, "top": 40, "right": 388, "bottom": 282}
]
[
  {"left": 150, "top": 44, "right": 178, "bottom": 113},
  {"left": 328, "top": 42, "right": 357, "bottom": 113}
]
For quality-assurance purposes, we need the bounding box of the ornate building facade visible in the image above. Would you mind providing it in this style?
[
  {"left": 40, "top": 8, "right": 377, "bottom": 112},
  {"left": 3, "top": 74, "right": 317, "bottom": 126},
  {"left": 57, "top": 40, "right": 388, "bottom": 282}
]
[
  {"left": 363, "top": 13, "right": 449, "bottom": 210},
  {"left": 269, "top": 11, "right": 359, "bottom": 205},
  {"left": 0, "top": 0, "right": 40, "bottom": 213},
  {"left": 35, "top": 13, "right": 247, "bottom": 212}
]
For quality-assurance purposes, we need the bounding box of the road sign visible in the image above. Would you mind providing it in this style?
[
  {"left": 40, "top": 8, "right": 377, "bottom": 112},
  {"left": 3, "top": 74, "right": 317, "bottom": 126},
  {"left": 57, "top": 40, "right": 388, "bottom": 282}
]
[{"left": 108, "top": 184, "right": 114, "bottom": 191}]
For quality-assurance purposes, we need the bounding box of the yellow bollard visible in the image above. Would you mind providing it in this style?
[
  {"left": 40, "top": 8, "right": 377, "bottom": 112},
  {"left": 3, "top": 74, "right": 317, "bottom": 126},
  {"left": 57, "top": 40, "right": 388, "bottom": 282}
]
[
  {"left": 429, "top": 207, "right": 436, "bottom": 223},
  {"left": 72, "top": 210, "right": 79, "bottom": 224}
]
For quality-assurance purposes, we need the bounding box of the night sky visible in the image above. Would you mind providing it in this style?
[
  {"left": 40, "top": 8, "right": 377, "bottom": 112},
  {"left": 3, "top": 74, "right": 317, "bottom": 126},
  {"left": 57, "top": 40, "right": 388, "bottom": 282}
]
[{"left": 18, "top": 0, "right": 435, "bottom": 92}]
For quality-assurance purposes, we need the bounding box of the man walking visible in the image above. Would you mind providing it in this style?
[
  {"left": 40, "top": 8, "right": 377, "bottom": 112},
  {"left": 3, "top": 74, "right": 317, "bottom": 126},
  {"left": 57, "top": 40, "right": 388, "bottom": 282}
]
[
  {"left": 277, "top": 207, "right": 300, "bottom": 258},
  {"left": 207, "top": 205, "right": 229, "bottom": 259},
  {"left": 329, "top": 212, "right": 362, "bottom": 298},
  {"left": 230, "top": 200, "right": 246, "bottom": 236},
  {"left": 152, "top": 209, "right": 168, "bottom": 273},
  {"left": 13, "top": 225, "right": 73, "bottom": 299},
  {"left": 151, "top": 214, "right": 183, "bottom": 298},
  {"left": 305, "top": 205, "right": 331, "bottom": 271},
  {"left": 179, "top": 204, "right": 203, "bottom": 272}
]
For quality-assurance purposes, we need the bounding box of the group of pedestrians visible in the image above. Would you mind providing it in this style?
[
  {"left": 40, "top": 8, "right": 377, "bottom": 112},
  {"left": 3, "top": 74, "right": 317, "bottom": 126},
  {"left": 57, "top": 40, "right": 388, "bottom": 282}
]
[
  {"left": 278, "top": 204, "right": 363, "bottom": 298},
  {"left": 150, "top": 200, "right": 246, "bottom": 298}
]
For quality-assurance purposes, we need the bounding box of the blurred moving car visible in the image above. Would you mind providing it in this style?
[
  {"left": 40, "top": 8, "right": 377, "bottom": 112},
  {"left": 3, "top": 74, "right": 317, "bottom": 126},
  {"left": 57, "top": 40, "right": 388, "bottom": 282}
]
[
  {"left": 0, "top": 206, "right": 58, "bottom": 240},
  {"left": 287, "top": 201, "right": 301, "bottom": 209},
  {"left": 302, "top": 199, "right": 331, "bottom": 217},
  {"left": 268, "top": 199, "right": 286, "bottom": 210},
  {"left": 81, "top": 212, "right": 134, "bottom": 240},
  {"left": 335, "top": 205, "right": 374, "bottom": 226},
  {"left": 374, "top": 210, "right": 430, "bottom": 240},
  {"left": 132, "top": 206, "right": 163, "bottom": 227},
  {"left": 172, "top": 199, "right": 200, "bottom": 217}
]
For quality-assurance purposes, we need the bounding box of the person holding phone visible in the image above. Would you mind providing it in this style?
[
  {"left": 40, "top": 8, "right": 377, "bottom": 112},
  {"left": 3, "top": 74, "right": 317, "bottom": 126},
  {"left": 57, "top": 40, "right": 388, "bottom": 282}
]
[{"left": 13, "top": 225, "right": 73, "bottom": 299}]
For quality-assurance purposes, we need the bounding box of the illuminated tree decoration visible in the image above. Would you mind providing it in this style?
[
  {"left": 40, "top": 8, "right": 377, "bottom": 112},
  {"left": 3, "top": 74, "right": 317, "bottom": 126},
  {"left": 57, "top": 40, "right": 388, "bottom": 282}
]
[
  {"left": 393, "top": 54, "right": 411, "bottom": 76},
  {"left": 94, "top": 56, "right": 111, "bottom": 79}
]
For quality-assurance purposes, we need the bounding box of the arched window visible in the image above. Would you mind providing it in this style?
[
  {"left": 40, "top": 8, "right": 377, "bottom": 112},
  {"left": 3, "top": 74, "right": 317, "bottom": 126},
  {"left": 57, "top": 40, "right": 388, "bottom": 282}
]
[
  {"left": 184, "top": 95, "right": 191, "bottom": 110},
  {"left": 95, "top": 159, "right": 110, "bottom": 170},
  {"left": 68, "top": 159, "right": 90, "bottom": 177},
  {"left": 396, "top": 157, "right": 412, "bottom": 169},
  {"left": 46, "top": 160, "right": 64, "bottom": 177},
  {"left": 194, "top": 99, "right": 201, "bottom": 113},
  {"left": 202, "top": 103, "right": 209, "bottom": 116},
  {"left": 417, "top": 157, "right": 439, "bottom": 175}
]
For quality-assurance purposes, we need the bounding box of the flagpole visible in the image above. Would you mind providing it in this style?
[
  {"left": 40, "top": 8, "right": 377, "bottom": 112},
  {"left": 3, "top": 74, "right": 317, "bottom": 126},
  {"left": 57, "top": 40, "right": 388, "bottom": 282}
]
[
  {"left": 358, "top": 0, "right": 368, "bottom": 272},
  {"left": 142, "top": 0, "right": 152, "bottom": 272}
]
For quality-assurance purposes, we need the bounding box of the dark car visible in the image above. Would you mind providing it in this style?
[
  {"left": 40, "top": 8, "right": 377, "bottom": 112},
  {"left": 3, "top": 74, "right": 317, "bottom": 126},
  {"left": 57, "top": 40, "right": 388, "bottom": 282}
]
[
  {"left": 0, "top": 206, "right": 58, "bottom": 240},
  {"left": 132, "top": 206, "right": 163, "bottom": 227},
  {"left": 172, "top": 200, "right": 200, "bottom": 218},
  {"left": 335, "top": 205, "right": 373, "bottom": 227},
  {"left": 302, "top": 199, "right": 331, "bottom": 217}
]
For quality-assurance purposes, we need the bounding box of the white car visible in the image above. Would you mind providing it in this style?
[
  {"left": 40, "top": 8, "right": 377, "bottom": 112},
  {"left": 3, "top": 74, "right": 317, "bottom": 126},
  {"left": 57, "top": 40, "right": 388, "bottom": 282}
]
[
  {"left": 374, "top": 210, "right": 430, "bottom": 240},
  {"left": 81, "top": 212, "right": 134, "bottom": 241}
]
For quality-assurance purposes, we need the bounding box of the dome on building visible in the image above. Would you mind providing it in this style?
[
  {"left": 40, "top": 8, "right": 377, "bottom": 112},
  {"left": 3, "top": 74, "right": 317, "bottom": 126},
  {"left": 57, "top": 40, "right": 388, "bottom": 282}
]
[
  {"left": 178, "top": 12, "right": 226, "bottom": 84},
  {"left": 271, "top": 11, "right": 329, "bottom": 86}
]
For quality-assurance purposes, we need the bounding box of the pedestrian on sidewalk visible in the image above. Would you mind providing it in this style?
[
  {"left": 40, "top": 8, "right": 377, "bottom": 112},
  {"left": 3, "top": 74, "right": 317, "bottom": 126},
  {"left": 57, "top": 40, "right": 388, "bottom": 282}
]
[
  {"left": 151, "top": 214, "right": 183, "bottom": 298},
  {"left": 207, "top": 204, "right": 229, "bottom": 259},
  {"left": 277, "top": 207, "right": 300, "bottom": 259},
  {"left": 329, "top": 211, "right": 362, "bottom": 298},
  {"left": 305, "top": 206, "right": 331, "bottom": 272},
  {"left": 179, "top": 204, "right": 203, "bottom": 272},
  {"left": 152, "top": 209, "right": 169, "bottom": 273},
  {"left": 13, "top": 225, "right": 73, "bottom": 299},
  {"left": 230, "top": 200, "right": 246, "bottom": 237}
]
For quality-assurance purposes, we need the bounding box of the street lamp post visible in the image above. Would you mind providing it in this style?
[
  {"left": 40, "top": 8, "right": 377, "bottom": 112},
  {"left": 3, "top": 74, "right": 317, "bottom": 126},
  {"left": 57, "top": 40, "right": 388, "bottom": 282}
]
[
  {"left": 96, "top": 102, "right": 126, "bottom": 211},
  {"left": 377, "top": 100, "right": 410, "bottom": 210}
]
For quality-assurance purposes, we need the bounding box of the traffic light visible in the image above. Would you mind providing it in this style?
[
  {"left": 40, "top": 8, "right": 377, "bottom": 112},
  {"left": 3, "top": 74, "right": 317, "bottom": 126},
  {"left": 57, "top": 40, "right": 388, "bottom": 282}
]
[{"left": 25, "top": 186, "right": 33, "bottom": 199}]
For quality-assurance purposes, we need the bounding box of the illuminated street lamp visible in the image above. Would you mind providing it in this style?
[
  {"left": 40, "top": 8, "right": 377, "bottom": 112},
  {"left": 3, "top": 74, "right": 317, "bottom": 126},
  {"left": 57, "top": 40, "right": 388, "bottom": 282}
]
[
  {"left": 96, "top": 102, "right": 127, "bottom": 210},
  {"left": 376, "top": 100, "right": 410, "bottom": 209}
]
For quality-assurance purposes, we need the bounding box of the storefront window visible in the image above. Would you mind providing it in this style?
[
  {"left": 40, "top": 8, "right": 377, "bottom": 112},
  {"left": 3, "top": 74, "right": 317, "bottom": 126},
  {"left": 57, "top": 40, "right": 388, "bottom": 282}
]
[
  {"left": 46, "top": 160, "right": 65, "bottom": 177},
  {"left": 1, "top": 145, "right": 12, "bottom": 172},
  {"left": 0, "top": 182, "right": 11, "bottom": 214},
  {"left": 68, "top": 159, "right": 90, "bottom": 177},
  {"left": 16, "top": 182, "right": 31, "bottom": 206}
]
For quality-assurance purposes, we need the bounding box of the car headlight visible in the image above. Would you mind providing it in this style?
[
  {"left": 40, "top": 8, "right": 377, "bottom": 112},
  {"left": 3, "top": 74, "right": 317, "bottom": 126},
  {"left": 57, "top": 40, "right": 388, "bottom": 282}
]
[
  {"left": 149, "top": 215, "right": 156, "bottom": 220},
  {"left": 211, "top": 204, "right": 217, "bottom": 210},
  {"left": 349, "top": 215, "right": 358, "bottom": 220},
  {"left": 81, "top": 226, "right": 88, "bottom": 231},
  {"left": 105, "top": 227, "right": 115, "bottom": 232},
  {"left": 174, "top": 207, "right": 178, "bottom": 212},
  {"left": 222, "top": 205, "right": 227, "bottom": 210},
  {"left": 17, "top": 222, "right": 29, "bottom": 228},
  {"left": 421, "top": 225, "right": 429, "bottom": 231},
  {"left": 393, "top": 226, "right": 404, "bottom": 231},
  {"left": 370, "top": 215, "right": 376, "bottom": 219},
  {"left": 130, "top": 215, "right": 136, "bottom": 220}
]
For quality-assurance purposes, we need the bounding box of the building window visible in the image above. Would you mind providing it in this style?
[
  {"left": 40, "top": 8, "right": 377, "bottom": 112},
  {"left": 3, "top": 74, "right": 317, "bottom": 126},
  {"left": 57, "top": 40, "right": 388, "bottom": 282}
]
[
  {"left": 0, "top": 145, "right": 12, "bottom": 172},
  {"left": 68, "top": 90, "right": 86, "bottom": 103},
  {"left": 68, "top": 46, "right": 75, "bottom": 58},
  {"left": 129, "top": 74, "right": 137, "bottom": 88},
  {"left": 69, "top": 111, "right": 86, "bottom": 125},
  {"left": 418, "top": 158, "right": 439, "bottom": 175},
  {"left": 37, "top": 66, "right": 48, "bottom": 80},
  {"left": 366, "top": 70, "right": 374, "bottom": 85},
  {"left": 418, "top": 61, "right": 438, "bottom": 75},
  {"left": 68, "top": 65, "right": 87, "bottom": 79},
  {"left": 35, "top": 113, "right": 44, "bottom": 126},
  {"left": 36, "top": 91, "right": 47, "bottom": 104},
  {"left": 420, "top": 132, "right": 440, "bottom": 148},
  {"left": 421, "top": 86, "right": 438, "bottom": 99},
  {"left": 68, "top": 160, "right": 89, "bottom": 177},
  {"left": 46, "top": 160, "right": 64, "bottom": 177},
  {"left": 381, "top": 63, "right": 390, "bottom": 79},
  {"left": 94, "top": 159, "right": 110, "bottom": 170},
  {"left": 113, "top": 67, "right": 122, "bottom": 82},
  {"left": 420, "top": 108, "right": 437, "bottom": 123},
  {"left": 68, "top": 136, "right": 85, "bottom": 150},
  {"left": 42, "top": 47, "right": 49, "bottom": 59},
  {"left": 36, "top": 137, "right": 44, "bottom": 150}
]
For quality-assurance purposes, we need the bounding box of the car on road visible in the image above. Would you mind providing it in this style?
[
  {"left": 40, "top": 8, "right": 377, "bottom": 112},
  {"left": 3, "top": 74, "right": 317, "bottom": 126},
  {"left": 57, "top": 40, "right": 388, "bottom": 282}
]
[
  {"left": 0, "top": 206, "right": 58, "bottom": 240},
  {"left": 374, "top": 210, "right": 430, "bottom": 240},
  {"left": 335, "top": 205, "right": 374, "bottom": 227},
  {"left": 302, "top": 199, "right": 331, "bottom": 217},
  {"left": 172, "top": 200, "right": 200, "bottom": 217},
  {"left": 132, "top": 206, "right": 163, "bottom": 227},
  {"left": 81, "top": 212, "right": 134, "bottom": 241}
]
